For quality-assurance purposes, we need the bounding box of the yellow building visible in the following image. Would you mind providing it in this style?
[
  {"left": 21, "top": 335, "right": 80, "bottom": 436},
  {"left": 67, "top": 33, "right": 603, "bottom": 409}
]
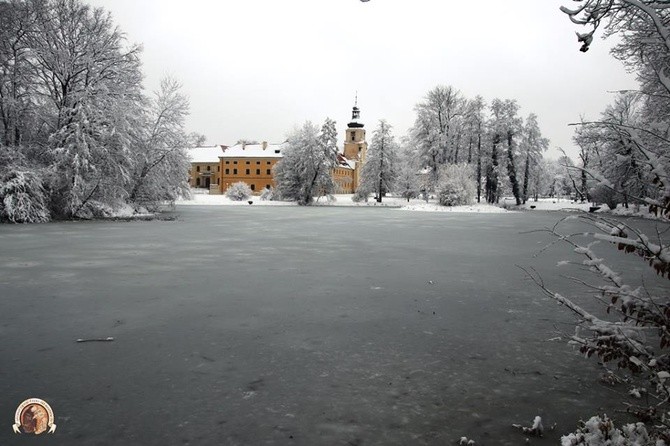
[
  {"left": 217, "top": 141, "right": 284, "bottom": 194},
  {"left": 186, "top": 102, "right": 368, "bottom": 196},
  {"left": 338, "top": 102, "right": 368, "bottom": 193},
  {"left": 187, "top": 146, "right": 224, "bottom": 191}
]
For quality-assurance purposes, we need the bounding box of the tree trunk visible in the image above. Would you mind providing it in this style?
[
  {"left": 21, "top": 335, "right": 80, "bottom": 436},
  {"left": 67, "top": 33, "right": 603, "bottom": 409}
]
[
  {"left": 454, "top": 131, "right": 461, "bottom": 164},
  {"left": 506, "top": 131, "right": 521, "bottom": 205},
  {"left": 467, "top": 133, "right": 473, "bottom": 164},
  {"left": 377, "top": 135, "right": 384, "bottom": 203},
  {"left": 486, "top": 134, "right": 500, "bottom": 204},
  {"left": 476, "top": 132, "right": 482, "bottom": 203},
  {"left": 522, "top": 153, "right": 530, "bottom": 204},
  {"left": 581, "top": 169, "right": 589, "bottom": 202}
]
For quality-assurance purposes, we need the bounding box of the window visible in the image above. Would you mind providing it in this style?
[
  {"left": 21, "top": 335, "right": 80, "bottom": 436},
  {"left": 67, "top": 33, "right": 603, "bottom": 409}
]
[
  {"left": 217, "top": 178, "right": 220, "bottom": 185},
  {"left": 225, "top": 169, "right": 229, "bottom": 175},
  {"left": 233, "top": 169, "right": 237, "bottom": 175},
  {"left": 256, "top": 161, "right": 260, "bottom": 165},
  {"left": 217, "top": 166, "right": 220, "bottom": 172},
  {"left": 246, "top": 169, "right": 250, "bottom": 175},
  {"left": 351, "top": 133, "right": 355, "bottom": 142},
  {"left": 267, "top": 161, "right": 271, "bottom": 165},
  {"left": 196, "top": 166, "right": 200, "bottom": 172},
  {"left": 256, "top": 169, "right": 260, "bottom": 175},
  {"left": 225, "top": 161, "right": 230, "bottom": 165},
  {"left": 196, "top": 178, "right": 200, "bottom": 186},
  {"left": 250, "top": 184, "right": 255, "bottom": 191},
  {"left": 274, "top": 150, "right": 280, "bottom": 154},
  {"left": 233, "top": 161, "right": 238, "bottom": 165},
  {"left": 207, "top": 165, "right": 211, "bottom": 171},
  {"left": 246, "top": 161, "right": 250, "bottom": 165},
  {"left": 266, "top": 169, "right": 271, "bottom": 175}
]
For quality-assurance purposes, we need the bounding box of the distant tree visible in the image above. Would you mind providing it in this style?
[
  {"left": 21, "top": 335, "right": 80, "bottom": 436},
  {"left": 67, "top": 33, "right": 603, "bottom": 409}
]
[
  {"left": 259, "top": 186, "right": 274, "bottom": 201},
  {"left": 520, "top": 113, "right": 549, "bottom": 204},
  {"left": 395, "top": 138, "right": 421, "bottom": 202},
  {"left": 411, "top": 85, "right": 465, "bottom": 189},
  {"left": 273, "top": 118, "right": 337, "bottom": 205},
  {"left": 531, "top": 158, "right": 553, "bottom": 201},
  {"left": 572, "top": 124, "right": 601, "bottom": 202},
  {"left": 485, "top": 100, "right": 505, "bottom": 204},
  {"left": 358, "top": 119, "right": 399, "bottom": 203},
  {"left": 463, "top": 96, "right": 487, "bottom": 202},
  {"left": 128, "top": 77, "right": 201, "bottom": 208},
  {"left": 315, "top": 117, "right": 338, "bottom": 198},
  {"left": 225, "top": 181, "right": 252, "bottom": 201},
  {"left": 437, "top": 163, "right": 476, "bottom": 206}
]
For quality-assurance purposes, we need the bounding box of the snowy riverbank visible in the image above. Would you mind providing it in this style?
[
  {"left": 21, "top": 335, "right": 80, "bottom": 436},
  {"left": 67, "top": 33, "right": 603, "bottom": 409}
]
[{"left": 176, "top": 193, "right": 515, "bottom": 213}]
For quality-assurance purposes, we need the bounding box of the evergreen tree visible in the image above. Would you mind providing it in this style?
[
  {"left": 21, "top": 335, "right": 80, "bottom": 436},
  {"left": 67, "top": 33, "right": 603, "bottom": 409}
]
[
  {"left": 274, "top": 118, "right": 337, "bottom": 205},
  {"left": 358, "top": 120, "right": 399, "bottom": 203}
]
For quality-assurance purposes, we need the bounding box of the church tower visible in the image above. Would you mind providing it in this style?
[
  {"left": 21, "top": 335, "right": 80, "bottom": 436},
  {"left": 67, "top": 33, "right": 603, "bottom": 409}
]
[{"left": 343, "top": 96, "right": 367, "bottom": 163}]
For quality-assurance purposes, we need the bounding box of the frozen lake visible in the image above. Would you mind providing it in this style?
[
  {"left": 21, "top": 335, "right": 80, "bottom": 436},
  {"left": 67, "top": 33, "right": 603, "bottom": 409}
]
[{"left": 0, "top": 206, "right": 666, "bottom": 445}]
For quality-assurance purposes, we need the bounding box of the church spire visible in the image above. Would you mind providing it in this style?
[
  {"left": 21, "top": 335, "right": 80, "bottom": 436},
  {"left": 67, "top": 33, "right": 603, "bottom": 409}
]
[{"left": 348, "top": 93, "right": 363, "bottom": 128}]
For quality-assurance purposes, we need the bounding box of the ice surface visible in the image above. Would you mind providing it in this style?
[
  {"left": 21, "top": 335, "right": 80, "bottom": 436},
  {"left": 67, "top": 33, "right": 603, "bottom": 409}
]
[{"left": 0, "top": 206, "right": 666, "bottom": 445}]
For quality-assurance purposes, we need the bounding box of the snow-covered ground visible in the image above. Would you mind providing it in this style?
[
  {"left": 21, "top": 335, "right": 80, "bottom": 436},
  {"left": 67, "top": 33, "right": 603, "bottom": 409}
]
[
  {"left": 517, "top": 197, "right": 592, "bottom": 212},
  {"left": 176, "top": 193, "right": 294, "bottom": 206},
  {"left": 177, "top": 192, "right": 515, "bottom": 213},
  {"left": 518, "top": 197, "right": 665, "bottom": 220},
  {"left": 177, "top": 191, "right": 667, "bottom": 219}
]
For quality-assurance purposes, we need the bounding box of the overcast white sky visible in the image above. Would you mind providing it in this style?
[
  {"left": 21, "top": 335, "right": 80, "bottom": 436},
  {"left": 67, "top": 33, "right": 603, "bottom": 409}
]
[{"left": 87, "top": 0, "right": 637, "bottom": 160}]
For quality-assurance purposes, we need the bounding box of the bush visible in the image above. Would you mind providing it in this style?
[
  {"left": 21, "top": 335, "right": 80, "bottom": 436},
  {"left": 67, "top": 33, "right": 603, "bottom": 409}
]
[
  {"left": 225, "top": 182, "right": 252, "bottom": 201},
  {"left": 590, "top": 184, "right": 620, "bottom": 209},
  {"left": 352, "top": 189, "right": 369, "bottom": 202},
  {"left": 437, "top": 163, "right": 476, "bottom": 206},
  {"left": 0, "top": 169, "right": 51, "bottom": 223},
  {"left": 260, "top": 186, "right": 274, "bottom": 201},
  {"left": 561, "top": 415, "right": 653, "bottom": 446}
]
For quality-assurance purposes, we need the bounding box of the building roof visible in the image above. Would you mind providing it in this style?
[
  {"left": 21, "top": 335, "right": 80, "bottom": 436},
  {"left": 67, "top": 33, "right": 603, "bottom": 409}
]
[
  {"left": 188, "top": 146, "right": 225, "bottom": 163},
  {"left": 221, "top": 142, "right": 285, "bottom": 158},
  {"left": 336, "top": 153, "right": 356, "bottom": 170}
]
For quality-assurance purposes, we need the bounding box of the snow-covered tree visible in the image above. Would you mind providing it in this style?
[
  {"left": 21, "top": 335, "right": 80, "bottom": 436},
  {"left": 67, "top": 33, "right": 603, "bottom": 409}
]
[
  {"left": 128, "top": 77, "right": 200, "bottom": 209},
  {"left": 522, "top": 4, "right": 670, "bottom": 441},
  {"left": 225, "top": 181, "right": 252, "bottom": 201},
  {"left": 411, "top": 85, "right": 465, "bottom": 190},
  {"left": 0, "top": 0, "right": 36, "bottom": 147},
  {"left": 358, "top": 119, "right": 399, "bottom": 203},
  {"left": 395, "top": 137, "right": 421, "bottom": 202},
  {"left": 436, "top": 163, "right": 476, "bottom": 206},
  {"left": 487, "top": 98, "right": 524, "bottom": 205},
  {"left": 273, "top": 118, "right": 337, "bottom": 205},
  {"left": 463, "top": 96, "right": 487, "bottom": 202},
  {"left": 0, "top": 168, "right": 49, "bottom": 223},
  {"left": 485, "top": 99, "right": 505, "bottom": 204},
  {"left": 0, "top": 0, "right": 200, "bottom": 222},
  {"left": 27, "top": 0, "right": 145, "bottom": 218},
  {"left": 562, "top": 0, "right": 670, "bottom": 216},
  {"left": 520, "top": 113, "right": 549, "bottom": 204},
  {"left": 315, "top": 117, "right": 338, "bottom": 197}
]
